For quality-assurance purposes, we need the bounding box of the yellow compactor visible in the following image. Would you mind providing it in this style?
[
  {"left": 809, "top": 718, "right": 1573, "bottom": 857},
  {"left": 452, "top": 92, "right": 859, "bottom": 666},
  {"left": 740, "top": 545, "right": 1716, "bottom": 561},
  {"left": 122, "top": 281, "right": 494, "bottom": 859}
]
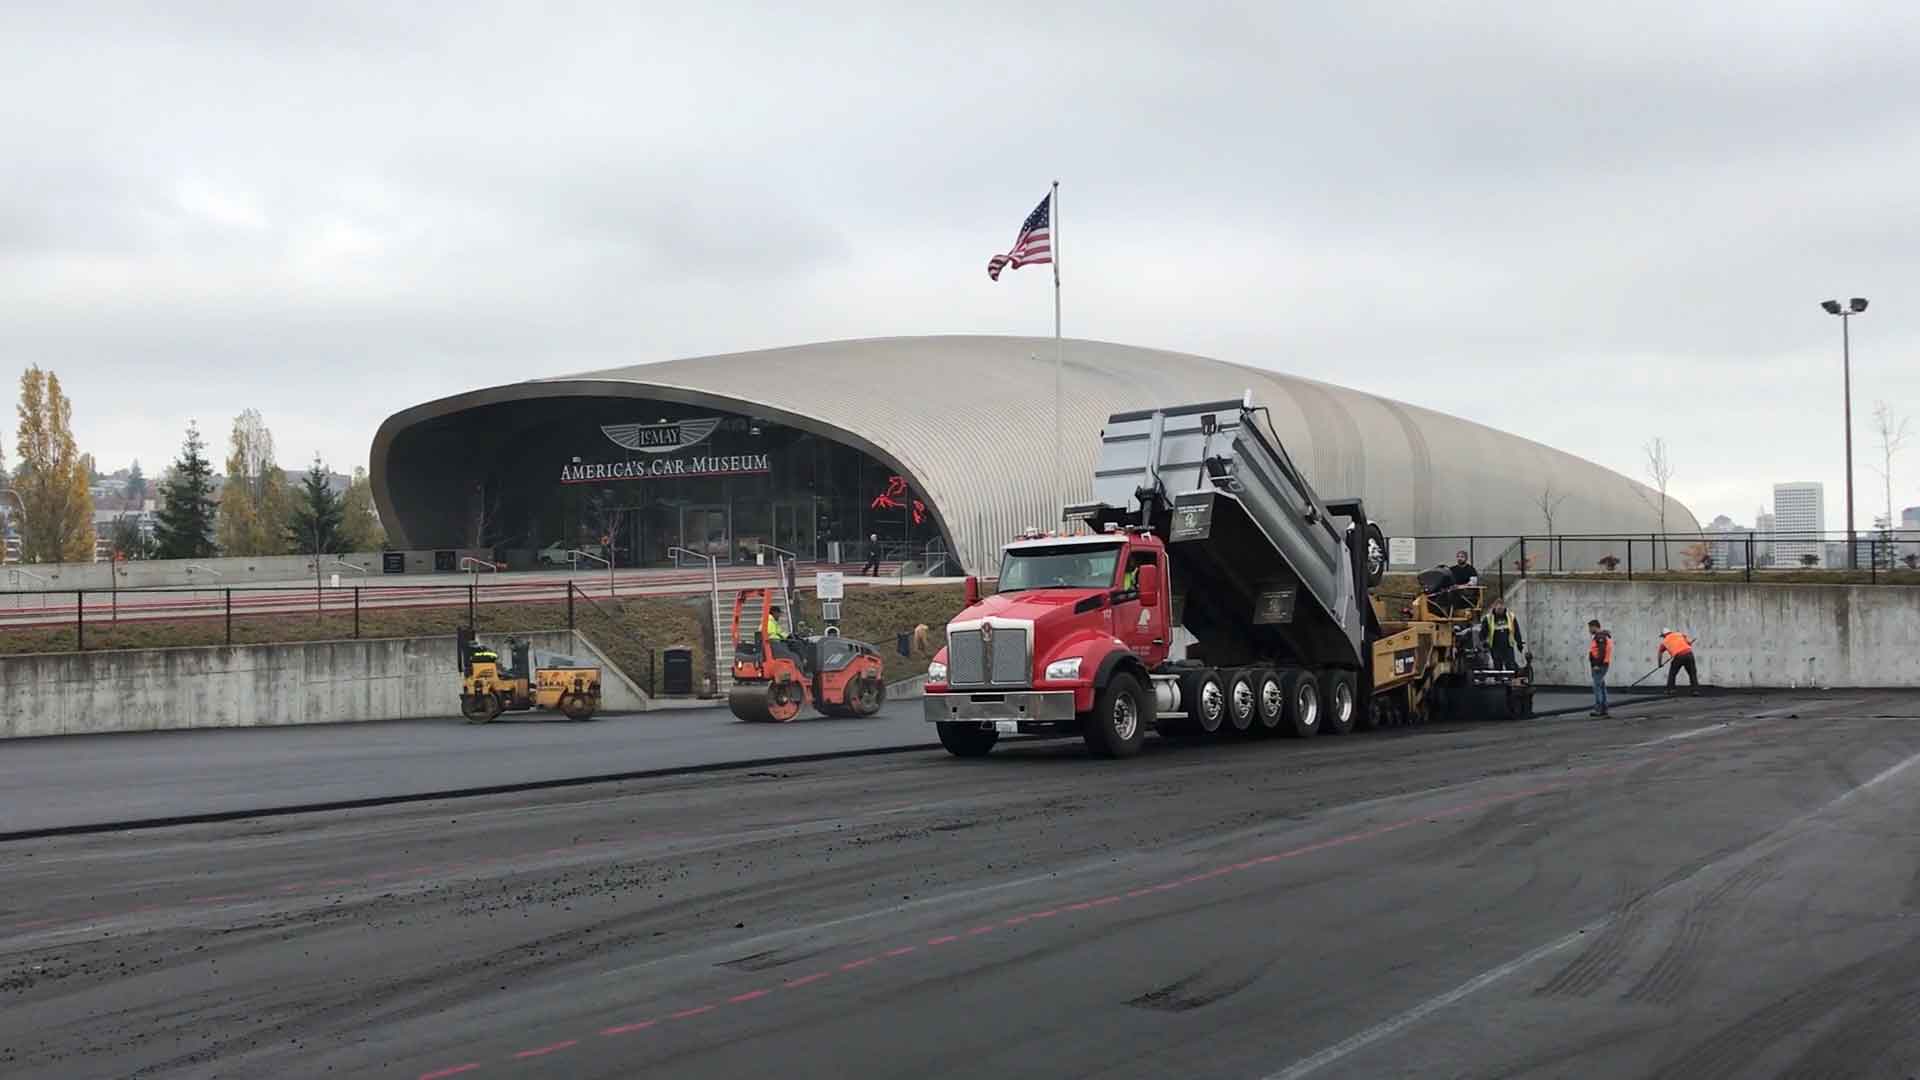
[{"left": 458, "top": 629, "right": 601, "bottom": 723}]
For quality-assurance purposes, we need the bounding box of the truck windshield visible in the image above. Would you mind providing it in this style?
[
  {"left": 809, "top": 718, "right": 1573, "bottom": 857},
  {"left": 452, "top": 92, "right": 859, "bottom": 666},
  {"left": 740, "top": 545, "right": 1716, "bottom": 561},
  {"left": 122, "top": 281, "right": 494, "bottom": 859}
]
[{"left": 997, "top": 543, "right": 1122, "bottom": 591}]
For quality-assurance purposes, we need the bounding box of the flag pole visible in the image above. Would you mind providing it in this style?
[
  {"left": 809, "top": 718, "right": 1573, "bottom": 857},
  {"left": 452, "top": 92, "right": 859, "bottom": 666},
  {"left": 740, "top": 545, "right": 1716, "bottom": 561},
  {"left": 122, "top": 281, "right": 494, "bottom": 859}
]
[{"left": 1052, "top": 179, "right": 1062, "bottom": 527}]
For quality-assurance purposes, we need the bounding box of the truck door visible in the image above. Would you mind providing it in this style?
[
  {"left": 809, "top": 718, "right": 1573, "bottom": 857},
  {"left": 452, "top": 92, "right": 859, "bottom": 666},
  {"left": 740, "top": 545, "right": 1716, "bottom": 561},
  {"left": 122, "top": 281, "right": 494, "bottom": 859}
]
[{"left": 1114, "top": 547, "right": 1168, "bottom": 660}]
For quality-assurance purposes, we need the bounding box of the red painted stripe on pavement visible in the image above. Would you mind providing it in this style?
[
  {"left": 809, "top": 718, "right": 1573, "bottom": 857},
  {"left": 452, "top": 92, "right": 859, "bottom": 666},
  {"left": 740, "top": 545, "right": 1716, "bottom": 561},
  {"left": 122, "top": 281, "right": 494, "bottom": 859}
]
[
  {"left": 883, "top": 946, "right": 917, "bottom": 958},
  {"left": 512, "top": 1040, "right": 577, "bottom": 1059},
  {"left": 729, "top": 989, "right": 770, "bottom": 1003},
  {"left": 966, "top": 925, "right": 995, "bottom": 935},
  {"left": 840, "top": 956, "right": 877, "bottom": 971},
  {"left": 418, "top": 1065, "right": 482, "bottom": 1079},
  {"left": 784, "top": 972, "right": 833, "bottom": 987},
  {"left": 600, "top": 1019, "right": 657, "bottom": 1036},
  {"left": 670, "top": 1005, "right": 715, "bottom": 1021},
  {"left": 926, "top": 935, "right": 960, "bottom": 945}
]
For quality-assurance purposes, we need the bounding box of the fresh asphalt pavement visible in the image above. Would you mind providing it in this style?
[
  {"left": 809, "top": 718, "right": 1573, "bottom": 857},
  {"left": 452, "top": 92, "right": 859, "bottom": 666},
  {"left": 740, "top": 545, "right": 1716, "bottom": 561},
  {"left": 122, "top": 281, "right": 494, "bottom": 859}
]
[
  {"left": 0, "top": 690, "right": 1626, "bottom": 837},
  {"left": 0, "top": 700, "right": 938, "bottom": 836},
  {"left": 2, "top": 689, "right": 1916, "bottom": 1078}
]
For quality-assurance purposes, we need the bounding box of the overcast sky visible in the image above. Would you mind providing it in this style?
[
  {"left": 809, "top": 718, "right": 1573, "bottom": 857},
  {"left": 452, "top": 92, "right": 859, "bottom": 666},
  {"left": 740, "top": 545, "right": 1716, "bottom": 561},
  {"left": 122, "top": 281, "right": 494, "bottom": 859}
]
[{"left": 7, "top": 2, "right": 1919, "bottom": 529}]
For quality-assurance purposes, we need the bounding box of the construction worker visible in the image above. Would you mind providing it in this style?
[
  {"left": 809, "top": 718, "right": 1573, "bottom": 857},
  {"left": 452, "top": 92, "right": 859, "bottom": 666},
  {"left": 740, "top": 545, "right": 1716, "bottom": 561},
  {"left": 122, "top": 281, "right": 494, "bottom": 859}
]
[
  {"left": 762, "top": 604, "right": 788, "bottom": 645},
  {"left": 1658, "top": 627, "right": 1699, "bottom": 696},
  {"left": 1588, "top": 618, "right": 1613, "bottom": 717},
  {"left": 1481, "top": 598, "right": 1524, "bottom": 671}
]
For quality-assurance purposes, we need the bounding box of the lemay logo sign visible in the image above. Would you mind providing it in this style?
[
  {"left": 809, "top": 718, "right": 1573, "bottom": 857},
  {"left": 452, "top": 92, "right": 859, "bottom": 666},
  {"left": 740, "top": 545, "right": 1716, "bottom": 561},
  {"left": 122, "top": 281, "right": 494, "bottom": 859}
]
[
  {"left": 600, "top": 417, "right": 722, "bottom": 453},
  {"left": 562, "top": 417, "right": 768, "bottom": 484}
]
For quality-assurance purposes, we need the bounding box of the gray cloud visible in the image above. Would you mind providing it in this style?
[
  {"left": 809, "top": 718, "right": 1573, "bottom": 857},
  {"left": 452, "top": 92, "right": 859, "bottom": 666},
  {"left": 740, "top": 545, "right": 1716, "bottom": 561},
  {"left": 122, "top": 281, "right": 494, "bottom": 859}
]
[{"left": 6, "top": 1, "right": 1918, "bottom": 528}]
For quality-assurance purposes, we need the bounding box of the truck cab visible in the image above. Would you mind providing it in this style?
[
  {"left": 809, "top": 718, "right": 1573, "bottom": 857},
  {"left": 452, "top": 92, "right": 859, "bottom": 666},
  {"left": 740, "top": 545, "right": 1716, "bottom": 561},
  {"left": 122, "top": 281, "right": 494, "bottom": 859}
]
[{"left": 925, "top": 527, "right": 1172, "bottom": 757}]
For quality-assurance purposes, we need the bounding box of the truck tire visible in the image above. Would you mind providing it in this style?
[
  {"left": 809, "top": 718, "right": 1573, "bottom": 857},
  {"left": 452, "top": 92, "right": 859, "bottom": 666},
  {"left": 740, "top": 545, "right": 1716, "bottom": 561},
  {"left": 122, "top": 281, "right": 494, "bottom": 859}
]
[
  {"left": 1083, "top": 673, "right": 1149, "bottom": 758},
  {"left": 1252, "top": 669, "right": 1286, "bottom": 735},
  {"left": 1364, "top": 523, "right": 1388, "bottom": 588},
  {"left": 1320, "top": 670, "right": 1357, "bottom": 735},
  {"left": 938, "top": 722, "right": 998, "bottom": 757},
  {"left": 1282, "top": 671, "right": 1321, "bottom": 737},
  {"left": 1225, "top": 670, "right": 1259, "bottom": 735},
  {"left": 1188, "top": 669, "right": 1227, "bottom": 735}
]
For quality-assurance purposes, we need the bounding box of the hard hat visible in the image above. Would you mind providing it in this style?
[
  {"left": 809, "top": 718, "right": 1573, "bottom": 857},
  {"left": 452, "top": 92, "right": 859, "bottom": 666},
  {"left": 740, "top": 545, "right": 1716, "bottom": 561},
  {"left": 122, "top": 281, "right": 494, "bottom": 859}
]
[{"left": 1661, "top": 627, "right": 1673, "bottom": 635}]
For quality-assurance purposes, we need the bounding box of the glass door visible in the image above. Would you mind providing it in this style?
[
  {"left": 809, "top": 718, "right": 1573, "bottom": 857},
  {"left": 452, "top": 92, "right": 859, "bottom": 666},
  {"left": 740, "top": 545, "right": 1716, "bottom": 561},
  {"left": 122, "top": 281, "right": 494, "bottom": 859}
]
[
  {"left": 682, "top": 505, "right": 731, "bottom": 564},
  {"left": 773, "top": 501, "right": 819, "bottom": 562}
]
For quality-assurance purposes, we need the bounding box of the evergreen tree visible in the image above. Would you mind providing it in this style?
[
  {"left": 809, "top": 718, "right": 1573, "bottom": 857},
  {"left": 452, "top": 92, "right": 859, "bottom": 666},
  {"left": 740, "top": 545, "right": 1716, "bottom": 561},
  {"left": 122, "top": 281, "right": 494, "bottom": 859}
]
[
  {"left": 14, "top": 366, "right": 95, "bottom": 562},
  {"left": 286, "top": 456, "right": 344, "bottom": 554},
  {"left": 153, "top": 422, "right": 218, "bottom": 560},
  {"left": 338, "top": 466, "right": 387, "bottom": 552},
  {"left": 124, "top": 459, "right": 147, "bottom": 503}
]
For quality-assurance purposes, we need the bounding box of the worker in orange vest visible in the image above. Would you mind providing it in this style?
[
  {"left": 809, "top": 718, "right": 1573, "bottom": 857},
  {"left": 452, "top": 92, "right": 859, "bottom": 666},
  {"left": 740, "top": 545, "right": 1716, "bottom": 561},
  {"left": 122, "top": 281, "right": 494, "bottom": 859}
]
[
  {"left": 1658, "top": 627, "right": 1698, "bottom": 696},
  {"left": 1587, "top": 619, "right": 1613, "bottom": 717}
]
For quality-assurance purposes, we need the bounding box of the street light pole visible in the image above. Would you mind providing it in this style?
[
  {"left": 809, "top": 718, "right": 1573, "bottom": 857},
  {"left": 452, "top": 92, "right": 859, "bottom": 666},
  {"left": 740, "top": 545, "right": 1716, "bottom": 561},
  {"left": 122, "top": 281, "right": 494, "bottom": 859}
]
[{"left": 1821, "top": 297, "right": 1869, "bottom": 568}]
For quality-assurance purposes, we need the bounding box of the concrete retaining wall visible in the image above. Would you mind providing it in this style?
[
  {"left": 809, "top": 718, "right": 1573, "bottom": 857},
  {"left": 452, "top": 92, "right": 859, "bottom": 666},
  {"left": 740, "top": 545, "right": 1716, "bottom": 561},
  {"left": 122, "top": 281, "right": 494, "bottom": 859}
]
[
  {"left": 1510, "top": 578, "right": 1920, "bottom": 688},
  {"left": 0, "top": 629, "right": 651, "bottom": 740}
]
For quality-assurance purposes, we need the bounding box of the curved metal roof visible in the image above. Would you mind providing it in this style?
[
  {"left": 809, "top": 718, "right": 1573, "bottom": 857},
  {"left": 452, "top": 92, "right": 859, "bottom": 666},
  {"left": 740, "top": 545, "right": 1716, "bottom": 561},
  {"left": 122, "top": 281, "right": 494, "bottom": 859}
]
[{"left": 371, "top": 335, "right": 1696, "bottom": 573}]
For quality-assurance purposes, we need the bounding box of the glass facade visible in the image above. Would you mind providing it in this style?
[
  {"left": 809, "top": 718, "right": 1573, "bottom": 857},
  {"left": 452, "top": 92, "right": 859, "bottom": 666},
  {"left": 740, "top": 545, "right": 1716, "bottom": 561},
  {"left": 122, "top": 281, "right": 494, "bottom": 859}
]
[{"left": 389, "top": 397, "right": 947, "bottom": 569}]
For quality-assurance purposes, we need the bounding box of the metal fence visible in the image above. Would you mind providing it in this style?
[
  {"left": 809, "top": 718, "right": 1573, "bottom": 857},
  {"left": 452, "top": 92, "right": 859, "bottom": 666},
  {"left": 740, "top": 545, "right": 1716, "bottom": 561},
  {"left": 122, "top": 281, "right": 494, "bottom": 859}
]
[
  {"left": 0, "top": 580, "right": 706, "bottom": 692},
  {"left": 1400, "top": 530, "right": 1920, "bottom": 587}
]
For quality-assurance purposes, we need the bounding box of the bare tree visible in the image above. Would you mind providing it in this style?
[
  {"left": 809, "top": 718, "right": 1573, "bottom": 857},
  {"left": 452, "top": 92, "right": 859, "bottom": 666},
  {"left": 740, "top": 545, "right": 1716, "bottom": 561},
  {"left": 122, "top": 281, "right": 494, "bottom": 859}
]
[
  {"left": 1536, "top": 484, "right": 1569, "bottom": 571},
  {"left": 1640, "top": 437, "right": 1675, "bottom": 569},
  {"left": 1870, "top": 401, "right": 1909, "bottom": 546}
]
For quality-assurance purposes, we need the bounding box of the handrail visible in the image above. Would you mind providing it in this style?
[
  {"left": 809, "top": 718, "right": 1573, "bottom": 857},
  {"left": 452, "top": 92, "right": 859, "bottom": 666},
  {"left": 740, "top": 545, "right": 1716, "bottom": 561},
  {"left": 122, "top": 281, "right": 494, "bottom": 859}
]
[
  {"left": 566, "top": 549, "right": 610, "bottom": 569},
  {"left": 328, "top": 559, "right": 368, "bottom": 575},
  {"left": 460, "top": 556, "right": 500, "bottom": 575},
  {"left": 186, "top": 564, "right": 223, "bottom": 577},
  {"left": 8, "top": 568, "right": 49, "bottom": 588},
  {"left": 669, "top": 546, "right": 722, "bottom": 691}
]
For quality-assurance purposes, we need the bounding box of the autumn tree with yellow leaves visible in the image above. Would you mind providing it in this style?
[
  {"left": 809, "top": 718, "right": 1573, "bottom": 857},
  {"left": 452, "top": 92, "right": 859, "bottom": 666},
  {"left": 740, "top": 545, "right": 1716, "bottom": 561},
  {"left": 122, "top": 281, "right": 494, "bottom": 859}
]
[{"left": 15, "top": 366, "right": 95, "bottom": 563}]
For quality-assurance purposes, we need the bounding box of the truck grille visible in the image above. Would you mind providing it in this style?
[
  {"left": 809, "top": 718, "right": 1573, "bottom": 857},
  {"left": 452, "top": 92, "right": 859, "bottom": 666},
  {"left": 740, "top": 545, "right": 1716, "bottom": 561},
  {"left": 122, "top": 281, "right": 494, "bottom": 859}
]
[{"left": 947, "top": 626, "right": 1030, "bottom": 688}]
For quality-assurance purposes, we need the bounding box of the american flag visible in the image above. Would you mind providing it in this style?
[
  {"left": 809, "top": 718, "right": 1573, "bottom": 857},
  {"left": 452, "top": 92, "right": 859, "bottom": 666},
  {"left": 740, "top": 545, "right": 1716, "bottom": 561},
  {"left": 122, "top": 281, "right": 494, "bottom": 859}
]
[{"left": 986, "top": 193, "right": 1052, "bottom": 281}]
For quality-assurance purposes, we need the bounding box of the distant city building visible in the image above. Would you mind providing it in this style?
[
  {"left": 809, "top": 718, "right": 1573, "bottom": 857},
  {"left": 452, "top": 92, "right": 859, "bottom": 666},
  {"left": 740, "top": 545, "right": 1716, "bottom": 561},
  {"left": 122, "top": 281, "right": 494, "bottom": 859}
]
[
  {"left": 1773, "top": 483, "right": 1825, "bottom": 568},
  {"left": 1704, "top": 514, "right": 1751, "bottom": 568},
  {"left": 1754, "top": 509, "right": 1776, "bottom": 565}
]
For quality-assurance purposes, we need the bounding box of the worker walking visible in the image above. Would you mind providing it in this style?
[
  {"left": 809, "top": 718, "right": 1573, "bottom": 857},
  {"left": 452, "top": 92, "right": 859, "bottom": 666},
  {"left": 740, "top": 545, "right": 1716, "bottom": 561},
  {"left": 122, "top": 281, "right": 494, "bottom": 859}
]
[
  {"left": 1588, "top": 619, "right": 1613, "bottom": 717},
  {"left": 862, "top": 534, "right": 882, "bottom": 576},
  {"left": 1658, "top": 627, "right": 1699, "bottom": 696},
  {"left": 1481, "top": 599, "right": 1524, "bottom": 671}
]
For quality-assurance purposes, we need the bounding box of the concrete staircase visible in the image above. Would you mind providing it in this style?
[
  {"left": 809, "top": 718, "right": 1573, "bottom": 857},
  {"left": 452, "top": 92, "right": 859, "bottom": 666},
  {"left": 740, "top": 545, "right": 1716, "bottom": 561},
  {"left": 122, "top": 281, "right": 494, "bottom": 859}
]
[{"left": 713, "top": 588, "right": 766, "bottom": 695}]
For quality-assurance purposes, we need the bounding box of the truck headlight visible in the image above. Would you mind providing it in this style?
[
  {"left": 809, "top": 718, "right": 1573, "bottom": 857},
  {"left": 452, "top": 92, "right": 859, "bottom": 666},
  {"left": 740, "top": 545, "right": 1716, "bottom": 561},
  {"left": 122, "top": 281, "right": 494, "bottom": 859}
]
[
  {"left": 1045, "top": 657, "right": 1083, "bottom": 681},
  {"left": 927, "top": 661, "right": 948, "bottom": 682}
]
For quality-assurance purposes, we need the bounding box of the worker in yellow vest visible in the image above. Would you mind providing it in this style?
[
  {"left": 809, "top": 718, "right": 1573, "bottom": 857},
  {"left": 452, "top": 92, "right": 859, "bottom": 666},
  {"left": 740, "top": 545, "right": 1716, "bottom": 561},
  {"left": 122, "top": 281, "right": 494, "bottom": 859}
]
[
  {"left": 1480, "top": 599, "right": 1524, "bottom": 672},
  {"left": 1658, "top": 628, "right": 1698, "bottom": 696}
]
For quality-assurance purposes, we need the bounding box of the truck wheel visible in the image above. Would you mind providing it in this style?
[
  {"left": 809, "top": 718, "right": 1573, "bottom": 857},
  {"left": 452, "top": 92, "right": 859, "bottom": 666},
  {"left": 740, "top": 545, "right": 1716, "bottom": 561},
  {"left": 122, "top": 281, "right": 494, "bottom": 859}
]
[
  {"left": 1320, "top": 671, "right": 1357, "bottom": 735},
  {"left": 1283, "top": 671, "right": 1321, "bottom": 737},
  {"left": 1188, "top": 669, "right": 1227, "bottom": 734},
  {"left": 938, "top": 722, "right": 998, "bottom": 757},
  {"left": 1225, "top": 670, "right": 1258, "bottom": 734},
  {"left": 1084, "top": 673, "right": 1149, "bottom": 758},
  {"left": 1253, "top": 669, "right": 1286, "bottom": 735}
]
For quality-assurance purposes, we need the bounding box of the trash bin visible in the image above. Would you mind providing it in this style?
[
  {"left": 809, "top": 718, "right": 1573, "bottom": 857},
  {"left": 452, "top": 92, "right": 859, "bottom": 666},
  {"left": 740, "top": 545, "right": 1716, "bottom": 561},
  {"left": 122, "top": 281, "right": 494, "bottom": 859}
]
[{"left": 662, "top": 646, "right": 695, "bottom": 696}]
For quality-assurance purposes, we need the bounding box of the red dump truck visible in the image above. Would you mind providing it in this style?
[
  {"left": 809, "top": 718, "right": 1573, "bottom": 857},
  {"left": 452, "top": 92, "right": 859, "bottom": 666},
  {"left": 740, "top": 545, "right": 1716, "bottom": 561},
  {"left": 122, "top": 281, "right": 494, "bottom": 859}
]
[{"left": 922, "top": 394, "right": 1528, "bottom": 758}]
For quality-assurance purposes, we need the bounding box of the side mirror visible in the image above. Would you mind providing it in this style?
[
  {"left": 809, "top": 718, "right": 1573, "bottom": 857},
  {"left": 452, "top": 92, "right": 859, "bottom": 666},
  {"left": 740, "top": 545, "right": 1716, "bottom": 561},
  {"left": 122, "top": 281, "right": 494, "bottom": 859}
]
[
  {"left": 1137, "top": 563, "right": 1160, "bottom": 607},
  {"left": 964, "top": 575, "right": 980, "bottom": 607}
]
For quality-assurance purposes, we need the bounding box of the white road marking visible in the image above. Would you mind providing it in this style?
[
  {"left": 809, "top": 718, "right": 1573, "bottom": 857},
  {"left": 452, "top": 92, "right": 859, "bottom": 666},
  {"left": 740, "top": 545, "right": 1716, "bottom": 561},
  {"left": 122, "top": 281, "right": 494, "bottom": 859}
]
[
  {"left": 1259, "top": 745, "right": 1920, "bottom": 1080},
  {"left": 1260, "top": 922, "right": 1602, "bottom": 1080}
]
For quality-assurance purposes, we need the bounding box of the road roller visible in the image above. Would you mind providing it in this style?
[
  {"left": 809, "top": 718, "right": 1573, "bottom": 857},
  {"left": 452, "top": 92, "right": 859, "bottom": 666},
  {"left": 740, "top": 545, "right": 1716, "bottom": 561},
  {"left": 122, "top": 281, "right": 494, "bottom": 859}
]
[
  {"left": 727, "top": 588, "right": 888, "bottom": 722},
  {"left": 458, "top": 629, "right": 602, "bottom": 723}
]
